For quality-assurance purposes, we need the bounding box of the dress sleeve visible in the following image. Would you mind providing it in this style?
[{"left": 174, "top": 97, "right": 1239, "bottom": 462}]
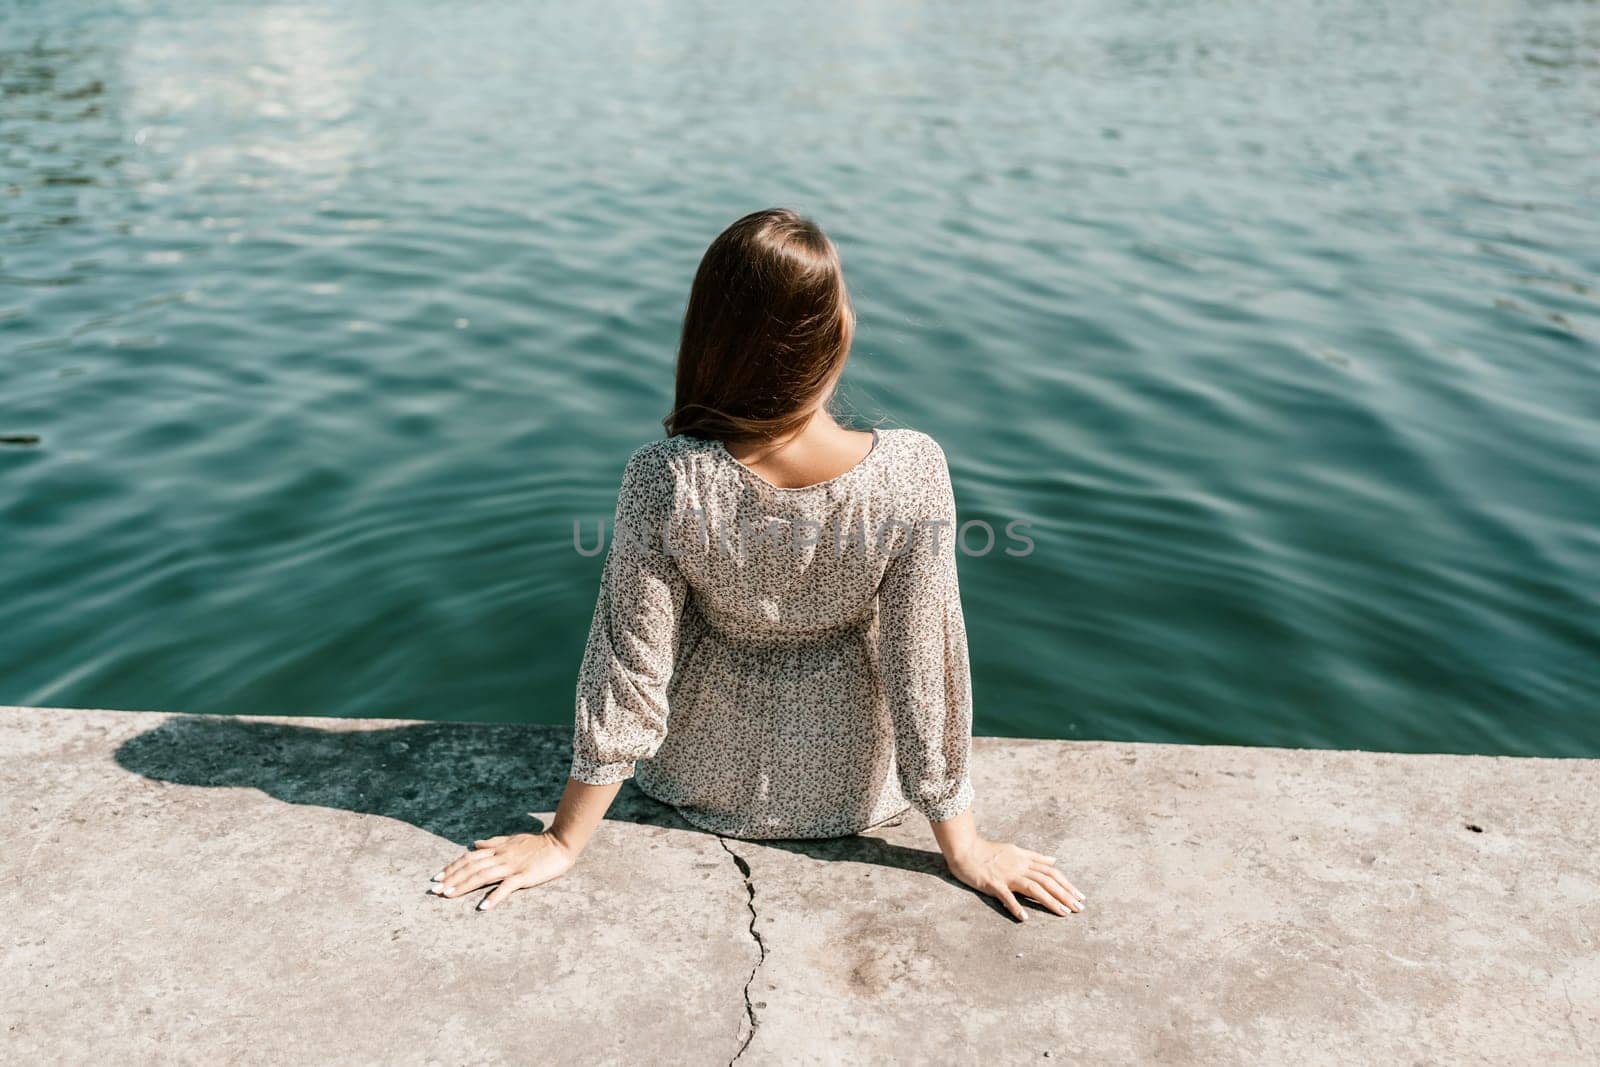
[
  {"left": 570, "top": 446, "right": 688, "bottom": 785},
  {"left": 875, "top": 440, "right": 976, "bottom": 822}
]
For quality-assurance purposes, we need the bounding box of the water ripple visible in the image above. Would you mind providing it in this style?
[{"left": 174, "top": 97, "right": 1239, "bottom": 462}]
[{"left": 1, "top": 0, "right": 1597, "bottom": 754}]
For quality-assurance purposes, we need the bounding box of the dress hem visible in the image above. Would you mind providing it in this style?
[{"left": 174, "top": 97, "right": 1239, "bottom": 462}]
[{"left": 635, "top": 776, "right": 914, "bottom": 841}]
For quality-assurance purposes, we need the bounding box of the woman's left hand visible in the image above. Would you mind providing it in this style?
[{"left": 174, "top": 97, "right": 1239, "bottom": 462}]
[{"left": 429, "top": 832, "right": 576, "bottom": 911}]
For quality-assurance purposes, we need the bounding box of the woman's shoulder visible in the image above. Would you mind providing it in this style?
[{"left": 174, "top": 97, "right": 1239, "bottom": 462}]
[
  {"left": 621, "top": 434, "right": 716, "bottom": 482},
  {"left": 876, "top": 427, "right": 949, "bottom": 470}
]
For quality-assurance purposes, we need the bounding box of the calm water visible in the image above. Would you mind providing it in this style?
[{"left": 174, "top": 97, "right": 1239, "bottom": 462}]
[{"left": 3, "top": 1, "right": 1597, "bottom": 755}]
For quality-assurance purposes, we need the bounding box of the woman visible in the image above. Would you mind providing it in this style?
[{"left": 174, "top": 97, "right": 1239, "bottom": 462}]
[{"left": 431, "top": 209, "right": 1084, "bottom": 921}]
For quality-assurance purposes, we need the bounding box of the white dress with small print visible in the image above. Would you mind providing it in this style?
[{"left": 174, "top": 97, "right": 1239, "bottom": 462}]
[{"left": 569, "top": 427, "right": 974, "bottom": 840}]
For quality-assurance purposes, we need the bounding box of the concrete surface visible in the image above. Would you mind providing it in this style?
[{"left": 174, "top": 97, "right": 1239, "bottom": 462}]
[{"left": 1, "top": 705, "right": 1596, "bottom": 1065}]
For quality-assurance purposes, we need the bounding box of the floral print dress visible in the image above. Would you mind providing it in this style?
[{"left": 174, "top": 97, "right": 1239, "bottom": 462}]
[{"left": 569, "top": 427, "right": 974, "bottom": 840}]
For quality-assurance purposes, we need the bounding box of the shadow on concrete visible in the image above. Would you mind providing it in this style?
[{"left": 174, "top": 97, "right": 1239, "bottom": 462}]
[
  {"left": 114, "top": 714, "right": 689, "bottom": 847},
  {"left": 112, "top": 715, "right": 963, "bottom": 897},
  {"left": 753, "top": 826, "right": 946, "bottom": 878},
  {"left": 755, "top": 833, "right": 1021, "bottom": 921}
]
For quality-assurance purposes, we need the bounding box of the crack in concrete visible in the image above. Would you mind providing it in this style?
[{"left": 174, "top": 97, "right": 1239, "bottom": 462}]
[{"left": 717, "top": 835, "right": 767, "bottom": 1064}]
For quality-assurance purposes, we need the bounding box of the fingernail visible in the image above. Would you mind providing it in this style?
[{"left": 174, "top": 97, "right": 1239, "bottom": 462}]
[
  {"left": 430, "top": 872, "right": 443, "bottom": 882},
  {"left": 476, "top": 900, "right": 490, "bottom": 912}
]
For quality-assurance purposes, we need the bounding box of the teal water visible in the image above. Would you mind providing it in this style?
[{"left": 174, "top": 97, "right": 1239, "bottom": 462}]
[{"left": 3, "top": 1, "right": 1597, "bottom": 755}]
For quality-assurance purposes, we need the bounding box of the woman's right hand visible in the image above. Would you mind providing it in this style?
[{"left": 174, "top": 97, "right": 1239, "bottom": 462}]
[
  {"left": 946, "top": 838, "right": 1085, "bottom": 921},
  {"left": 429, "top": 832, "right": 577, "bottom": 911}
]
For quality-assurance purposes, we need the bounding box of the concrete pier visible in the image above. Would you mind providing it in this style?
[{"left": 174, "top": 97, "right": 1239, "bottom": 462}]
[{"left": 2, "top": 705, "right": 1596, "bottom": 1064}]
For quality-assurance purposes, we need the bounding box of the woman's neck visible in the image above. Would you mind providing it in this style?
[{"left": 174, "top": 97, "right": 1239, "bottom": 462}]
[{"left": 724, "top": 409, "right": 875, "bottom": 489}]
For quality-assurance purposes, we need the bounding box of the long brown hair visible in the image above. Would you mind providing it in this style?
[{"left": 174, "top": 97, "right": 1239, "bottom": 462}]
[{"left": 664, "top": 208, "right": 855, "bottom": 442}]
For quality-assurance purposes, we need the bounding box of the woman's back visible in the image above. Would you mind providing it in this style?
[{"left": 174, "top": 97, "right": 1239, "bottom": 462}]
[
  {"left": 665, "top": 427, "right": 941, "bottom": 636},
  {"left": 571, "top": 427, "right": 975, "bottom": 839}
]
